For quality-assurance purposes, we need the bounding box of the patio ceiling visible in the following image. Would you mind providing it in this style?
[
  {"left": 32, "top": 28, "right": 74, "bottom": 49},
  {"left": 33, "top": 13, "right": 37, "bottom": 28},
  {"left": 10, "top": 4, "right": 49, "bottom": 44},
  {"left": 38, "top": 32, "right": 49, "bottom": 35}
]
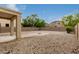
[
  {"left": 0, "top": 12, "right": 15, "bottom": 19},
  {"left": 0, "top": 7, "right": 21, "bottom": 20}
]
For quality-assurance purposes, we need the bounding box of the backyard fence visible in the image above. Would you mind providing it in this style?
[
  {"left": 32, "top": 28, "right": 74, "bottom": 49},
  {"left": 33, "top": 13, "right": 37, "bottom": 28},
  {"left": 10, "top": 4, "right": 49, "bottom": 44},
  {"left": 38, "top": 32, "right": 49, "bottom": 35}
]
[{"left": 0, "top": 27, "right": 66, "bottom": 33}]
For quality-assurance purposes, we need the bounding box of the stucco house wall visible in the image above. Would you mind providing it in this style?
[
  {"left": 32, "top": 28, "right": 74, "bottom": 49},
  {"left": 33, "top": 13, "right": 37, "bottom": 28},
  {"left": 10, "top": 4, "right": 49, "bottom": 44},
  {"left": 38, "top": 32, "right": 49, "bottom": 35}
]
[{"left": 0, "top": 19, "right": 16, "bottom": 27}]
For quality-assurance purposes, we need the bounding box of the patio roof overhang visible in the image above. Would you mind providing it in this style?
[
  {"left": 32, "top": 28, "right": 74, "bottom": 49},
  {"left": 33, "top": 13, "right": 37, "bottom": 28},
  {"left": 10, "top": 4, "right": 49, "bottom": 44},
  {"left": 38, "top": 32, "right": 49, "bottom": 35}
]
[
  {"left": 0, "top": 7, "right": 21, "bottom": 20},
  {"left": 0, "top": 7, "right": 21, "bottom": 40}
]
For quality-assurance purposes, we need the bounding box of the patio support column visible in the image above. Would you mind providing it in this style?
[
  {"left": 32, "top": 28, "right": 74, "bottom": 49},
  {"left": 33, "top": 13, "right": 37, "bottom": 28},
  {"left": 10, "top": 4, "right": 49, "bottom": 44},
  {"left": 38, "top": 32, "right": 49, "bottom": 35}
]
[
  {"left": 16, "top": 15, "right": 21, "bottom": 39},
  {"left": 10, "top": 18, "right": 14, "bottom": 36}
]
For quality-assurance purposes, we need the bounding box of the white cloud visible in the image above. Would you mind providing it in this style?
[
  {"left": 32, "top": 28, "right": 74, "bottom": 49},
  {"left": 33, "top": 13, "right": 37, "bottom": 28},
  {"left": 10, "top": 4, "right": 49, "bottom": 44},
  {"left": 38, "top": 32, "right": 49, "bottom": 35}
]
[
  {"left": 19, "top": 5, "right": 27, "bottom": 10},
  {"left": 0, "top": 4, "right": 19, "bottom": 11}
]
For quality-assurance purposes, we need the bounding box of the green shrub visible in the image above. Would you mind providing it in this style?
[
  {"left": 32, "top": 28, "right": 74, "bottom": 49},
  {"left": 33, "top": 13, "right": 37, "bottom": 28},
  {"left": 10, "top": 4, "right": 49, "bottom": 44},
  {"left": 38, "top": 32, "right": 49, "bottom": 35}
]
[
  {"left": 62, "top": 14, "right": 79, "bottom": 33},
  {"left": 65, "top": 26, "right": 74, "bottom": 33}
]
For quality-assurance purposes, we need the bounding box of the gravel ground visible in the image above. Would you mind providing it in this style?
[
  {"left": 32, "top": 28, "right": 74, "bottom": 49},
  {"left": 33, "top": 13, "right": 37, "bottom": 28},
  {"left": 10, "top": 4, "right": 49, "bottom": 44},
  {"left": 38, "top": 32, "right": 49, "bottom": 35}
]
[{"left": 0, "top": 31, "right": 78, "bottom": 54}]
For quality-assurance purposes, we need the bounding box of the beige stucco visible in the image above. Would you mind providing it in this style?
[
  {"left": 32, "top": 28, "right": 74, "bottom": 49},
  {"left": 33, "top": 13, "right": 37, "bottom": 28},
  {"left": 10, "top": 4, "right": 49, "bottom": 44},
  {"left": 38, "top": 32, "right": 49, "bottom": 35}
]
[{"left": 0, "top": 19, "right": 16, "bottom": 27}]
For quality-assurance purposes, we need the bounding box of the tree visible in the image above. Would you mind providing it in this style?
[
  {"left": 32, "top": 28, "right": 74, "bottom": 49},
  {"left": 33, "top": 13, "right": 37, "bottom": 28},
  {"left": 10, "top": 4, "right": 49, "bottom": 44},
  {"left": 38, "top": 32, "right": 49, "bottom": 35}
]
[
  {"left": 62, "top": 14, "right": 79, "bottom": 33},
  {"left": 21, "top": 19, "right": 28, "bottom": 27},
  {"left": 21, "top": 14, "right": 46, "bottom": 27},
  {"left": 34, "top": 18, "right": 46, "bottom": 28},
  {"left": 29, "top": 14, "right": 38, "bottom": 26}
]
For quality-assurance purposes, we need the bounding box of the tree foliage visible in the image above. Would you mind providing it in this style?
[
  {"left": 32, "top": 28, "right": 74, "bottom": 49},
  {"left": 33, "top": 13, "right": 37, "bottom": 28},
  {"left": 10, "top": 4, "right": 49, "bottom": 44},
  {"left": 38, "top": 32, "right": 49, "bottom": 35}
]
[
  {"left": 34, "top": 18, "right": 46, "bottom": 27},
  {"left": 62, "top": 14, "right": 79, "bottom": 33},
  {"left": 21, "top": 14, "right": 46, "bottom": 27}
]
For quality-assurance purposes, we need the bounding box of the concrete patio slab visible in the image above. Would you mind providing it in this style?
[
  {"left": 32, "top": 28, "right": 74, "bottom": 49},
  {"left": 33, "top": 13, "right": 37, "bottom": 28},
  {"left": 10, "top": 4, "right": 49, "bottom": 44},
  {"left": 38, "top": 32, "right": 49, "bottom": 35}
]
[
  {"left": 0, "top": 31, "right": 52, "bottom": 42},
  {"left": 0, "top": 35, "right": 16, "bottom": 42}
]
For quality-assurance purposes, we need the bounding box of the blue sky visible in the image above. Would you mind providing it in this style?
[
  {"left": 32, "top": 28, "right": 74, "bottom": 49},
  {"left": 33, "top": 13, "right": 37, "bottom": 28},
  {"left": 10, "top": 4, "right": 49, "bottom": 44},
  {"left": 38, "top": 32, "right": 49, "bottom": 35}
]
[
  {"left": 16, "top": 4, "right": 79, "bottom": 23},
  {"left": 1, "top": 4, "right": 79, "bottom": 23}
]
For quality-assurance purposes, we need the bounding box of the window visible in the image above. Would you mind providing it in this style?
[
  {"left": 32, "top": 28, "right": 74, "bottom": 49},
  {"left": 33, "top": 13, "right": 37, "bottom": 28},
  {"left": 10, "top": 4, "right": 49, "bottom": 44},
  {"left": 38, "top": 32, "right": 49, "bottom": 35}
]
[{"left": 6, "top": 24, "right": 9, "bottom": 27}]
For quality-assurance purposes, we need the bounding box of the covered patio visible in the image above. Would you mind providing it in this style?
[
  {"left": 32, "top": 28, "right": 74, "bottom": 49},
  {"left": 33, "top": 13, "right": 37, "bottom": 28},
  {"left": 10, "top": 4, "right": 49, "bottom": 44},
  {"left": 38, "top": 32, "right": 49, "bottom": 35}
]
[{"left": 0, "top": 7, "right": 21, "bottom": 42}]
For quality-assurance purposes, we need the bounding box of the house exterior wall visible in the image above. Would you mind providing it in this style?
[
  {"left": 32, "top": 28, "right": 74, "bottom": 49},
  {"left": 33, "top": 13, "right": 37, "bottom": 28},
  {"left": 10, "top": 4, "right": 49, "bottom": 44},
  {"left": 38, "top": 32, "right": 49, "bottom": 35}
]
[
  {"left": 49, "top": 21, "right": 65, "bottom": 31},
  {"left": 0, "top": 19, "right": 16, "bottom": 27}
]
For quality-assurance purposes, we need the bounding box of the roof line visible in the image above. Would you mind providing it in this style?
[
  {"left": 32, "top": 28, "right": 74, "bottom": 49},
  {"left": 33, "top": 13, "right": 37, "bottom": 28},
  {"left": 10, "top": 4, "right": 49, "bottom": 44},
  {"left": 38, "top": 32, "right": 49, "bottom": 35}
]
[{"left": 0, "top": 7, "right": 21, "bottom": 14}]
